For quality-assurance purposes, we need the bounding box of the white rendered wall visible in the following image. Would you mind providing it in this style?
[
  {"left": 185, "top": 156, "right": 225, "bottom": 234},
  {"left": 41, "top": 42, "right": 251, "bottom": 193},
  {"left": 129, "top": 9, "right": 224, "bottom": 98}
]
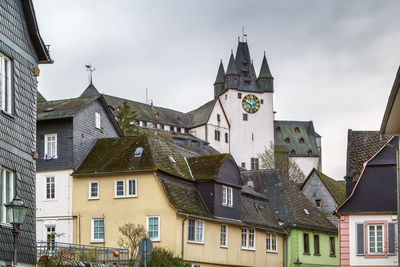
[
  {"left": 36, "top": 169, "right": 73, "bottom": 243},
  {"left": 204, "top": 100, "right": 230, "bottom": 153},
  {"left": 291, "top": 157, "right": 320, "bottom": 177},
  {"left": 349, "top": 214, "right": 397, "bottom": 266},
  {"left": 218, "top": 89, "right": 274, "bottom": 169},
  {"left": 189, "top": 125, "right": 206, "bottom": 141}
]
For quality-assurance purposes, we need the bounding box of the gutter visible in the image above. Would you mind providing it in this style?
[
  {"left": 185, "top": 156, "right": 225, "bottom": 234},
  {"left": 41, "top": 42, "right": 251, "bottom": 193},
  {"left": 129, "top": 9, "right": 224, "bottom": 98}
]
[{"left": 72, "top": 169, "right": 156, "bottom": 177}]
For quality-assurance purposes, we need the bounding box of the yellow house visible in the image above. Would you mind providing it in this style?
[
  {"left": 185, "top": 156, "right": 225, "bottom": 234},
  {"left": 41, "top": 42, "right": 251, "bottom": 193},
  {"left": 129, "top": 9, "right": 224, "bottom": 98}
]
[{"left": 72, "top": 132, "right": 287, "bottom": 267}]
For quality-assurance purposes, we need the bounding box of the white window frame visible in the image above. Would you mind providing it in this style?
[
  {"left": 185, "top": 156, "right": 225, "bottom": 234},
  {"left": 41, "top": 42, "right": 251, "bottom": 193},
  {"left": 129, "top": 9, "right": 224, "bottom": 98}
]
[
  {"left": 222, "top": 186, "right": 233, "bottom": 207},
  {"left": 114, "top": 179, "right": 125, "bottom": 198},
  {"left": 0, "top": 53, "right": 12, "bottom": 114},
  {"left": 220, "top": 224, "right": 228, "bottom": 248},
  {"left": 188, "top": 219, "right": 205, "bottom": 244},
  {"left": 192, "top": 264, "right": 202, "bottom": 267},
  {"left": 88, "top": 181, "right": 99, "bottom": 200},
  {"left": 46, "top": 225, "right": 56, "bottom": 246},
  {"left": 241, "top": 227, "right": 256, "bottom": 250},
  {"left": 44, "top": 176, "right": 56, "bottom": 200},
  {"left": 95, "top": 112, "right": 101, "bottom": 129},
  {"left": 368, "top": 224, "right": 384, "bottom": 254},
  {"left": 0, "top": 168, "right": 14, "bottom": 224},
  {"left": 127, "top": 178, "right": 137, "bottom": 197},
  {"left": 91, "top": 218, "right": 105, "bottom": 243},
  {"left": 44, "top": 134, "right": 57, "bottom": 159},
  {"left": 266, "top": 232, "right": 278, "bottom": 253},
  {"left": 146, "top": 215, "right": 160, "bottom": 242}
]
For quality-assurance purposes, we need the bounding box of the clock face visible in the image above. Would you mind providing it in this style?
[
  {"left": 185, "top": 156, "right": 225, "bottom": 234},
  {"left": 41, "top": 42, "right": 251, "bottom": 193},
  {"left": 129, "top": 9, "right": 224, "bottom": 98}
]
[{"left": 242, "top": 94, "right": 260, "bottom": 114}]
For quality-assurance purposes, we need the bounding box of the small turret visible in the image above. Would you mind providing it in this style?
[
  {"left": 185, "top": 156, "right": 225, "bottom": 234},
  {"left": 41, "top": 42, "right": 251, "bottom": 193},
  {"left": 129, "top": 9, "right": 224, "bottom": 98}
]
[
  {"left": 214, "top": 60, "right": 225, "bottom": 98},
  {"left": 256, "top": 52, "right": 274, "bottom": 92},
  {"left": 225, "top": 51, "right": 239, "bottom": 90}
]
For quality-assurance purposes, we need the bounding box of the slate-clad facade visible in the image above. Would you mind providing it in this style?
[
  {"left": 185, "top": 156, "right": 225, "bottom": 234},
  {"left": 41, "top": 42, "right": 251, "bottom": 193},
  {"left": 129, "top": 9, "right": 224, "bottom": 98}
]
[{"left": 0, "top": 1, "right": 51, "bottom": 266}]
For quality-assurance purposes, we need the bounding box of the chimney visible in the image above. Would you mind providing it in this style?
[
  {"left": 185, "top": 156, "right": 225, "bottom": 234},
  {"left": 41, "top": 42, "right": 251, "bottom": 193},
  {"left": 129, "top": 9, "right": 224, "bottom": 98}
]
[{"left": 274, "top": 145, "right": 289, "bottom": 178}]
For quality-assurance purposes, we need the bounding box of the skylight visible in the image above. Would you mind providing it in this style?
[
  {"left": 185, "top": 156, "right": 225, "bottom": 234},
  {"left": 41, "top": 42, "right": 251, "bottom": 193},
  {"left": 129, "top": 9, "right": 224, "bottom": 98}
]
[
  {"left": 134, "top": 147, "right": 144, "bottom": 157},
  {"left": 304, "top": 209, "right": 310, "bottom": 215},
  {"left": 169, "top": 156, "right": 176, "bottom": 165}
]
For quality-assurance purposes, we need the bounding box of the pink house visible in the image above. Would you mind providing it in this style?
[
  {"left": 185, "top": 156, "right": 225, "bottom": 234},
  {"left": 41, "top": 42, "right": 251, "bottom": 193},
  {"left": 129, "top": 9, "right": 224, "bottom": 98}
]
[{"left": 335, "top": 136, "right": 398, "bottom": 266}]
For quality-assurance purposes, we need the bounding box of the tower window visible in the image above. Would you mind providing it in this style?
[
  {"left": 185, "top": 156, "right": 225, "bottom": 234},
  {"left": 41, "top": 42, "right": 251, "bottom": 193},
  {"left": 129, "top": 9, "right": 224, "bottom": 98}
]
[
  {"left": 243, "top": 71, "right": 249, "bottom": 77},
  {"left": 241, "top": 162, "right": 246, "bottom": 168},
  {"left": 285, "top": 137, "right": 290, "bottom": 143},
  {"left": 243, "top": 113, "right": 248, "bottom": 121},
  {"left": 290, "top": 149, "right": 296, "bottom": 156},
  {"left": 217, "top": 114, "right": 221, "bottom": 122},
  {"left": 261, "top": 99, "right": 264, "bottom": 104},
  {"left": 299, "top": 137, "right": 305, "bottom": 144},
  {"left": 238, "top": 93, "right": 242, "bottom": 99},
  {"left": 308, "top": 149, "right": 313, "bottom": 156},
  {"left": 315, "top": 199, "right": 322, "bottom": 208},
  {"left": 295, "top": 127, "right": 300, "bottom": 133},
  {"left": 243, "top": 62, "right": 248, "bottom": 66},
  {"left": 245, "top": 80, "right": 251, "bottom": 85},
  {"left": 251, "top": 158, "right": 259, "bottom": 170},
  {"left": 276, "top": 127, "right": 281, "bottom": 132}
]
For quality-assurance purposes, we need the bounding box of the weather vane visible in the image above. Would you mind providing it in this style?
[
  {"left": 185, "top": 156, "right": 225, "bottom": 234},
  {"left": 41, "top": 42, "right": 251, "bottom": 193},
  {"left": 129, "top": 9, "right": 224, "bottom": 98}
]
[{"left": 85, "top": 64, "right": 96, "bottom": 85}]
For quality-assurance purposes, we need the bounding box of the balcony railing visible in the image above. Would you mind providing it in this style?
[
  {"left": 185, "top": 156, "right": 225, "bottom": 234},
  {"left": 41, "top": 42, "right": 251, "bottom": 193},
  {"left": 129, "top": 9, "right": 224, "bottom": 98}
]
[{"left": 37, "top": 242, "right": 129, "bottom": 266}]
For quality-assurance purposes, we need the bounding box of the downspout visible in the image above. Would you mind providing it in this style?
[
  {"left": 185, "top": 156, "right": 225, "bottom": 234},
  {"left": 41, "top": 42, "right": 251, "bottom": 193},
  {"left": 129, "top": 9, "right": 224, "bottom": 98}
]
[
  {"left": 79, "top": 213, "right": 81, "bottom": 245},
  {"left": 181, "top": 215, "right": 188, "bottom": 260},
  {"left": 285, "top": 230, "right": 289, "bottom": 267}
]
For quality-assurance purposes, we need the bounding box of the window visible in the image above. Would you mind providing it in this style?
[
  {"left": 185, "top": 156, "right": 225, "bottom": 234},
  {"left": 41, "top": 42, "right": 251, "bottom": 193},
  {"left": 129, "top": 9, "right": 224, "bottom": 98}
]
[
  {"left": 192, "top": 264, "right": 202, "bottom": 267},
  {"left": 143, "top": 121, "right": 147, "bottom": 127},
  {"left": 308, "top": 149, "right": 313, "bottom": 156},
  {"left": 290, "top": 149, "right": 296, "bottom": 156},
  {"left": 46, "top": 226, "right": 56, "bottom": 249},
  {"left": 243, "top": 71, "right": 249, "bottom": 77},
  {"left": 220, "top": 225, "right": 228, "bottom": 247},
  {"left": 238, "top": 93, "right": 242, "bottom": 99},
  {"left": 177, "top": 127, "right": 181, "bottom": 133},
  {"left": 276, "top": 127, "right": 281, "bottom": 132},
  {"left": 222, "top": 186, "right": 233, "bottom": 207},
  {"left": 215, "top": 130, "right": 220, "bottom": 141},
  {"left": 188, "top": 219, "right": 204, "bottom": 243},
  {"left": 91, "top": 218, "right": 104, "bottom": 243},
  {"left": 315, "top": 199, "right": 321, "bottom": 208},
  {"left": 0, "top": 168, "right": 14, "bottom": 224},
  {"left": 89, "top": 181, "right": 99, "bottom": 199},
  {"left": 170, "top": 126, "right": 174, "bottom": 132},
  {"left": 44, "top": 134, "right": 57, "bottom": 159},
  {"left": 245, "top": 80, "right": 251, "bottom": 85},
  {"left": 160, "top": 124, "right": 164, "bottom": 130},
  {"left": 95, "top": 112, "right": 101, "bottom": 129},
  {"left": 266, "top": 233, "right": 278, "bottom": 252},
  {"left": 217, "top": 114, "right": 221, "bottom": 122},
  {"left": 241, "top": 228, "right": 255, "bottom": 249},
  {"left": 295, "top": 127, "right": 300, "bottom": 133},
  {"left": 241, "top": 162, "right": 246, "bottom": 168},
  {"left": 304, "top": 233, "right": 310, "bottom": 254},
  {"left": 329, "top": 236, "right": 335, "bottom": 256},
  {"left": 299, "top": 137, "right": 305, "bottom": 143},
  {"left": 285, "top": 137, "right": 290, "bottom": 144},
  {"left": 0, "top": 54, "right": 12, "bottom": 114},
  {"left": 368, "top": 224, "right": 384, "bottom": 254},
  {"left": 46, "top": 176, "right": 55, "bottom": 200},
  {"left": 147, "top": 216, "right": 160, "bottom": 241},
  {"left": 243, "top": 113, "right": 248, "bottom": 121},
  {"left": 114, "top": 178, "right": 137, "bottom": 198},
  {"left": 251, "top": 158, "right": 259, "bottom": 170},
  {"left": 314, "top": 235, "right": 320, "bottom": 255},
  {"left": 127, "top": 179, "right": 137, "bottom": 196},
  {"left": 261, "top": 99, "right": 264, "bottom": 104},
  {"left": 225, "top": 133, "right": 229, "bottom": 143}
]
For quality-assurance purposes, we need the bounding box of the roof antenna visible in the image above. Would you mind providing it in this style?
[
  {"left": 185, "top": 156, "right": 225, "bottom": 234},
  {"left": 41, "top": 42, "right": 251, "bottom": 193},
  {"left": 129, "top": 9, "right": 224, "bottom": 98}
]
[{"left": 85, "top": 64, "right": 96, "bottom": 85}]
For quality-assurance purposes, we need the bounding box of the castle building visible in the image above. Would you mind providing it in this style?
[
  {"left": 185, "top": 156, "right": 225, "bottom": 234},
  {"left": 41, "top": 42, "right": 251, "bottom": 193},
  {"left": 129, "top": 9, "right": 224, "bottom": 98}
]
[{"left": 103, "top": 40, "right": 322, "bottom": 177}]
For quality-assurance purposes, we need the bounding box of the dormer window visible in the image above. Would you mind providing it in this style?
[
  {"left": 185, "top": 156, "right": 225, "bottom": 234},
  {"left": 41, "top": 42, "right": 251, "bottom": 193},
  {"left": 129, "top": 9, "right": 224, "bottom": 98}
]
[
  {"left": 243, "top": 71, "right": 249, "bottom": 77},
  {"left": 276, "top": 127, "right": 281, "bottom": 132},
  {"left": 222, "top": 186, "right": 233, "bottom": 207},
  {"left": 299, "top": 137, "right": 305, "bottom": 144},
  {"left": 308, "top": 149, "right": 313, "bottom": 156},
  {"left": 243, "top": 62, "right": 248, "bottom": 66},
  {"left": 295, "top": 127, "right": 300, "bottom": 133},
  {"left": 290, "top": 149, "right": 296, "bottom": 156},
  {"left": 134, "top": 147, "right": 144, "bottom": 157},
  {"left": 285, "top": 137, "right": 290, "bottom": 144},
  {"left": 245, "top": 80, "right": 251, "bottom": 85}
]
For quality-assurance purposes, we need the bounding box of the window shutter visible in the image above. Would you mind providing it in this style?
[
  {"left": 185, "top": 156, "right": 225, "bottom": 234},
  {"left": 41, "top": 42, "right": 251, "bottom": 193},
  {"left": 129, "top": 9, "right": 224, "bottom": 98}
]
[
  {"left": 356, "top": 223, "right": 365, "bottom": 255},
  {"left": 388, "top": 222, "right": 397, "bottom": 255}
]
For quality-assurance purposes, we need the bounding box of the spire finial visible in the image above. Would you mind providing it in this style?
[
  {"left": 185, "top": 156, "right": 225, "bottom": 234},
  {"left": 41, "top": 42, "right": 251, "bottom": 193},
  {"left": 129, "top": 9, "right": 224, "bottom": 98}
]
[
  {"left": 264, "top": 51, "right": 266, "bottom": 57},
  {"left": 241, "top": 26, "right": 247, "bottom": 42},
  {"left": 85, "top": 64, "right": 96, "bottom": 85},
  {"left": 231, "top": 49, "right": 233, "bottom": 54}
]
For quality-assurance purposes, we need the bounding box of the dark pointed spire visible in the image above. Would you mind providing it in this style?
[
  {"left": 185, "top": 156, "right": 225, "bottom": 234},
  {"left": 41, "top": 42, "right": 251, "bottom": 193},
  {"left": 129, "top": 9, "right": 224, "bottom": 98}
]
[
  {"left": 226, "top": 51, "right": 238, "bottom": 75},
  {"left": 258, "top": 52, "right": 273, "bottom": 79},
  {"left": 250, "top": 59, "right": 257, "bottom": 79},
  {"left": 214, "top": 60, "right": 225, "bottom": 84}
]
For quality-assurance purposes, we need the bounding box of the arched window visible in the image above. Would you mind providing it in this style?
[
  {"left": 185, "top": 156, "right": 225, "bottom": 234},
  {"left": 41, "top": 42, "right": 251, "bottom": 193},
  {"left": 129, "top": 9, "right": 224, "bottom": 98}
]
[
  {"left": 290, "top": 149, "right": 296, "bottom": 155},
  {"left": 308, "top": 149, "right": 313, "bottom": 156},
  {"left": 285, "top": 137, "right": 290, "bottom": 144},
  {"left": 299, "top": 137, "right": 305, "bottom": 144},
  {"left": 295, "top": 127, "right": 300, "bottom": 133}
]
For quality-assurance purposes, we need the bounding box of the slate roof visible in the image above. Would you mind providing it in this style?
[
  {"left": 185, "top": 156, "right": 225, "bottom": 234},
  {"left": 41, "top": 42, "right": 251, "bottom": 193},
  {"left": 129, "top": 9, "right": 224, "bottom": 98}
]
[
  {"left": 302, "top": 169, "right": 346, "bottom": 205},
  {"left": 346, "top": 130, "right": 391, "bottom": 179},
  {"left": 241, "top": 170, "right": 337, "bottom": 232},
  {"left": 37, "top": 96, "right": 99, "bottom": 120},
  {"left": 274, "top": 120, "right": 320, "bottom": 157},
  {"left": 186, "top": 99, "right": 216, "bottom": 128},
  {"left": 187, "top": 154, "right": 230, "bottom": 179},
  {"left": 73, "top": 132, "right": 193, "bottom": 180},
  {"left": 37, "top": 91, "right": 46, "bottom": 103}
]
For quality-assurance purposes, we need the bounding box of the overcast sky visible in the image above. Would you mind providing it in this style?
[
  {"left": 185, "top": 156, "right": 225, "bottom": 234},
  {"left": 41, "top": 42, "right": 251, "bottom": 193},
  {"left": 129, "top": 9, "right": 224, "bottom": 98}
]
[{"left": 34, "top": 0, "right": 400, "bottom": 180}]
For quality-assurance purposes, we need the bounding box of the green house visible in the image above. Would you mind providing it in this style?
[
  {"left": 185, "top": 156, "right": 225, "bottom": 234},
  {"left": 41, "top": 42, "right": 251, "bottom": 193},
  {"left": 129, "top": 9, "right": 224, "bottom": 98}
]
[{"left": 242, "top": 169, "right": 338, "bottom": 267}]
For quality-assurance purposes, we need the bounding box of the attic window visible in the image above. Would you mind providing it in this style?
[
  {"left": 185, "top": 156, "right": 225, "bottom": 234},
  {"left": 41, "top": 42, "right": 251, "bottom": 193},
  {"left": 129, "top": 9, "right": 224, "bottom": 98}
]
[
  {"left": 308, "top": 149, "right": 313, "bottom": 156},
  {"left": 245, "top": 80, "right": 251, "bottom": 85},
  {"left": 290, "top": 149, "right": 296, "bottom": 156},
  {"left": 295, "top": 127, "right": 300, "bottom": 133},
  {"left": 299, "top": 137, "right": 305, "bottom": 144},
  {"left": 243, "top": 71, "right": 249, "bottom": 77},
  {"left": 134, "top": 147, "right": 144, "bottom": 157},
  {"left": 243, "top": 62, "right": 248, "bottom": 66},
  {"left": 168, "top": 156, "right": 176, "bottom": 165},
  {"left": 304, "top": 209, "right": 310, "bottom": 215},
  {"left": 276, "top": 127, "right": 281, "bottom": 132},
  {"left": 160, "top": 124, "right": 164, "bottom": 130},
  {"left": 315, "top": 199, "right": 322, "bottom": 208},
  {"left": 247, "top": 180, "right": 254, "bottom": 188},
  {"left": 156, "top": 112, "right": 160, "bottom": 118},
  {"left": 238, "top": 93, "right": 242, "bottom": 99},
  {"left": 285, "top": 137, "right": 290, "bottom": 144}
]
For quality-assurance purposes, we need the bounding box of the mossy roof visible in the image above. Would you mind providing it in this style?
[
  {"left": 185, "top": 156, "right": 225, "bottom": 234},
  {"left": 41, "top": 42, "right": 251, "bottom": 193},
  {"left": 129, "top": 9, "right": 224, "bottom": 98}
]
[
  {"left": 186, "top": 154, "right": 230, "bottom": 179},
  {"left": 314, "top": 169, "right": 346, "bottom": 205},
  {"left": 274, "top": 120, "right": 320, "bottom": 157},
  {"left": 74, "top": 131, "right": 193, "bottom": 180}
]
